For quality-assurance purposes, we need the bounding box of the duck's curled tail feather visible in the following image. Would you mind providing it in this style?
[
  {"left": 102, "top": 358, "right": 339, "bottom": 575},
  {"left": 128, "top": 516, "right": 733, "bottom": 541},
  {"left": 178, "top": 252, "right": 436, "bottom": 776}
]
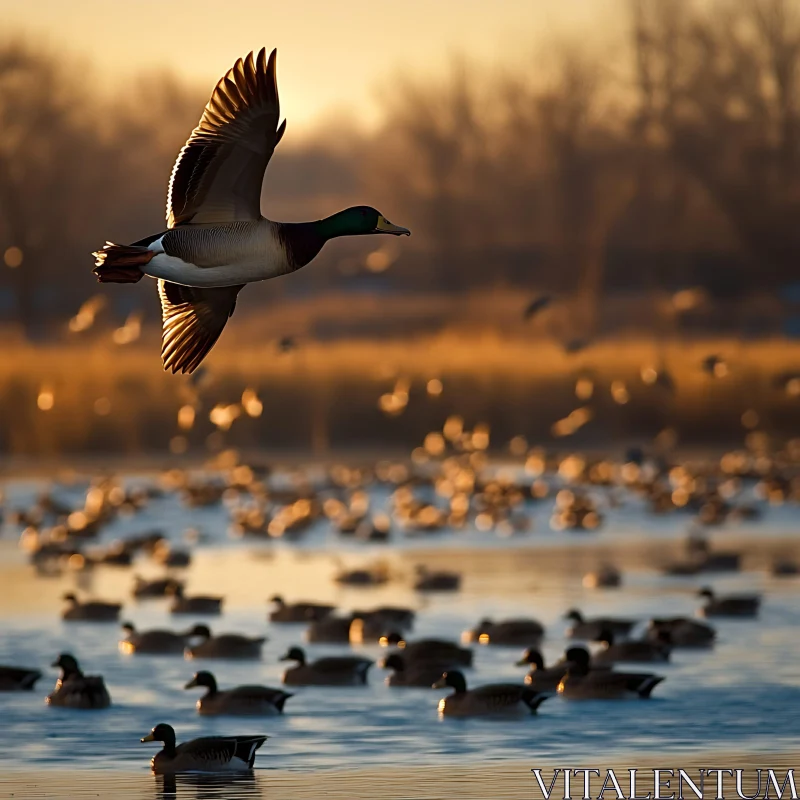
[{"left": 93, "top": 242, "right": 152, "bottom": 283}]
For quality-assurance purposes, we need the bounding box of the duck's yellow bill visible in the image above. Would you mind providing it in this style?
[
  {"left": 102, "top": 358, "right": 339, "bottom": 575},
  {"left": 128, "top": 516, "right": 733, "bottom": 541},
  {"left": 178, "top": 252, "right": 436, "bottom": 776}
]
[
  {"left": 375, "top": 215, "right": 410, "bottom": 236},
  {"left": 141, "top": 733, "right": 156, "bottom": 742}
]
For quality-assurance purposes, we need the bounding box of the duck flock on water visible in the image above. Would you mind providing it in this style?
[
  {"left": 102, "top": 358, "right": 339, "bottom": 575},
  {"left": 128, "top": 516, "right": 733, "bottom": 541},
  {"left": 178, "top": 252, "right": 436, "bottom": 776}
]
[
  {"left": 0, "top": 521, "right": 774, "bottom": 774},
  {"left": 2, "top": 414, "right": 797, "bottom": 773}
]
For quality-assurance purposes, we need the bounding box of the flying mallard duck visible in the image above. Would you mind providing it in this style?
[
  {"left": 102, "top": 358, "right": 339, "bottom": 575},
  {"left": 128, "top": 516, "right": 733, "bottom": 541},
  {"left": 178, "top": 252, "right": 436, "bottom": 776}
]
[
  {"left": 141, "top": 723, "right": 267, "bottom": 773},
  {"left": 93, "top": 48, "right": 410, "bottom": 374}
]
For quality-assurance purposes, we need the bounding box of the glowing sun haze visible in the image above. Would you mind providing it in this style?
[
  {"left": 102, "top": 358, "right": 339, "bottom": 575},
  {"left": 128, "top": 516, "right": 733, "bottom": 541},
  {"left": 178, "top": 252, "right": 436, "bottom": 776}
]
[{"left": 2, "top": 0, "right": 617, "bottom": 133}]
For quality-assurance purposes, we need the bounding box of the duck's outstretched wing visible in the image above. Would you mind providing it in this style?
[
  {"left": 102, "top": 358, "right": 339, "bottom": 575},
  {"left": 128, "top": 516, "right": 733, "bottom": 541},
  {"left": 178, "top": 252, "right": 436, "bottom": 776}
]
[
  {"left": 167, "top": 48, "right": 286, "bottom": 227},
  {"left": 159, "top": 281, "right": 243, "bottom": 374}
]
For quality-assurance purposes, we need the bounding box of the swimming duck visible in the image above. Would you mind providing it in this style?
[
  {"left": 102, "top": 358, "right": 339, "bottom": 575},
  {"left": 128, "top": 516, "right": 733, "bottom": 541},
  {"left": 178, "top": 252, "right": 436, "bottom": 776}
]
[
  {"left": 93, "top": 48, "right": 410, "bottom": 375},
  {"left": 305, "top": 615, "right": 354, "bottom": 643},
  {"left": 564, "top": 610, "right": 637, "bottom": 641},
  {"left": 47, "top": 653, "right": 111, "bottom": 709},
  {"left": 268, "top": 595, "right": 335, "bottom": 623},
  {"left": 333, "top": 563, "right": 391, "bottom": 586},
  {"left": 413, "top": 565, "right": 461, "bottom": 592},
  {"left": 141, "top": 723, "right": 267, "bottom": 773},
  {"left": 582, "top": 564, "right": 622, "bottom": 589},
  {"left": 185, "top": 626, "right": 265, "bottom": 660},
  {"left": 462, "top": 617, "right": 544, "bottom": 646},
  {"left": 433, "top": 670, "right": 549, "bottom": 718},
  {"left": 61, "top": 592, "right": 122, "bottom": 622},
  {"left": 185, "top": 671, "right": 292, "bottom": 715},
  {"left": 169, "top": 585, "right": 224, "bottom": 615},
  {"left": 380, "top": 653, "right": 454, "bottom": 688},
  {"left": 119, "top": 622, "right": 206, "bottom": 655},
  {"left": 132, "top": 575, "right": 184, "bottom": 599},
  {"left": 381, "top": 634, "right": 473, "bottom": 668},
  {"left": 592, "top": 630, "right": 670, "bottom": 664},
  {"left": 280, "top": 646, "right": 372, "bottom": 686},
  {"left": 647, "top": 617, "right": 716, "bottom": 648},
  {"left": 697, "top": 588, "right": 760, "bottom": 618},
  {"left": 557, "top": 647, "right": 664, "bottom": 700},
  {"left": 770, "top": 558, "right": 799, "bottom": 577},
  {"left": 514, "top": 648, "right": 569, "bottom": 692},
  {"left": 0, "top": 665, "right": 42, "bottom": 691},
  {"left": 348, "top": 607, "right": 416, "bottom": 644}
]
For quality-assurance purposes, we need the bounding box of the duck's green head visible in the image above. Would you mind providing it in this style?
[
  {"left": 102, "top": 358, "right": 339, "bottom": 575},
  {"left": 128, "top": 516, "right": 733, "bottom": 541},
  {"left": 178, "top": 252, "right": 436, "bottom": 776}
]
[
  {"left": 564, "top": 646, "right": 591, "bottom": 675},
  {"left": 432, "top": 670, "right": 467, "bottom": 693},
  {"left": 185, "top": 671, "right": 216, "bottom": 691},
  {"left": 280, "top": 646, "right": 306, "bottom": 664},
  {"left": 515, "top": 648, "right": 544, "bottom": 669},
  {"left": 141, "top": 723, "right": 175, "bottom": 745},
  {"left": 52, "top": 653, "right": 80, "bottom": 674},
  {"left": 186, "top": 624, "right": 212, "bottom": 640},
  {"left": 320, "top": 206, "right": 410, "bottom": 239}
]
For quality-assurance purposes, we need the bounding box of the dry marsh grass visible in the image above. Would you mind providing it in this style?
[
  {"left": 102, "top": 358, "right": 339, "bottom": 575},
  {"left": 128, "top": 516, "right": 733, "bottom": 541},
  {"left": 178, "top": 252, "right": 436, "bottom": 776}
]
[{"left": 0, "top": 332, "right": 797, "bottom": 456}]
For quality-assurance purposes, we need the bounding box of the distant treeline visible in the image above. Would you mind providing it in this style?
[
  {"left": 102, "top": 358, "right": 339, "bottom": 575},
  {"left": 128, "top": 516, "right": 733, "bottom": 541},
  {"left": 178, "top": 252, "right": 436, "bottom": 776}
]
[{"left": 1, "top": 0, "right": 799, "bottom": 340}]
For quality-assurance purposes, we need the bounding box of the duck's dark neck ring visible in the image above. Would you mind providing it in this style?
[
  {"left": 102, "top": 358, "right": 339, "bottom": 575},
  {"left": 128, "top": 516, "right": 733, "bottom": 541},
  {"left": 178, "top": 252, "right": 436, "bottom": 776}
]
[
  {"left": 278, "top": 223, "right": 327, "bottom": 270},
  {"left": 202, "top": 676, "right": 218, "bottom": 697}
]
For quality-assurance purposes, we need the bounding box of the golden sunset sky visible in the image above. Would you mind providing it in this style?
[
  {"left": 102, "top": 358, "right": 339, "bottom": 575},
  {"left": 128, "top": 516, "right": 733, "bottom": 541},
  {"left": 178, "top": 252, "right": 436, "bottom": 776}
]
[{"left": 2, "top": 0, "right": 621, "bottom": 132}]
